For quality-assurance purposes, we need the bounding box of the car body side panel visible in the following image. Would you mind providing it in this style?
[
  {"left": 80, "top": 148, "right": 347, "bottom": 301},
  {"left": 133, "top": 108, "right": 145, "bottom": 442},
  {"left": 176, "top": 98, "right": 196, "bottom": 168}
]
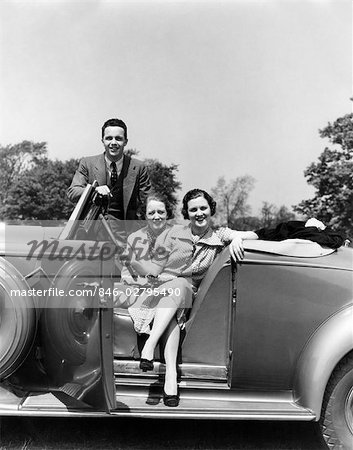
[
  {"left": 293, "top": 305, "right": 353, "bottom": 418},
  {"left": 182, "top": 265, "right": 232, "bottom": 365},
  {"left": 231, "top": 260, "right": 353, "bottom": 390}
]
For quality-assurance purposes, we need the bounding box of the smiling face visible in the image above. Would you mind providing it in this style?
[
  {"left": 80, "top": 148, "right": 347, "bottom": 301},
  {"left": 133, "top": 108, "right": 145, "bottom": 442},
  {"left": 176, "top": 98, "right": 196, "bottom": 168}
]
[
  {"left": 102, "top": 126, "right": 127, "bottom": 161},
  {"left": 146, "top": 199, "right": 168, "bottom": 234},
  {"left": 187, "top": 195, "right": 212, "bottom": 235}
]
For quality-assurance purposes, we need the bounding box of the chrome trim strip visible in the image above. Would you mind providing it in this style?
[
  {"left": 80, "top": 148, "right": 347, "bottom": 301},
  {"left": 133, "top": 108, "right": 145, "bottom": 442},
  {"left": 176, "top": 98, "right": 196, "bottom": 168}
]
[
  {"left": 242, "top": 258, "right": 352, "bottom": 272},
  {"left": 0, "top": 409, "right": 107, "bottom": 417},
  {"left": 0, "top": 409, "right": 315, "bottom": 420},
  {"left": 109, "top": 411, "right": 316, "bottom": 421}
]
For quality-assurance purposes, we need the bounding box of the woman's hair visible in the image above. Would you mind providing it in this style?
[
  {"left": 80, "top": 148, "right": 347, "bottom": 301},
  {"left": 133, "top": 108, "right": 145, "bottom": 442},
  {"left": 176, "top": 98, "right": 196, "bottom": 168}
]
[
  {"left": 145, "top": 192, "right": 174, "bottom": 219},
  {"left": 181, "top": 189, "right": 217, "bottom": 219}
]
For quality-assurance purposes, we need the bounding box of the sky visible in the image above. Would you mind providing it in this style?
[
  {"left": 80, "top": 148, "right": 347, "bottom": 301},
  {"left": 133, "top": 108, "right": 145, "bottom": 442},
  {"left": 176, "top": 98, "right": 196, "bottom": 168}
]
[{"left": 0, "top": 0, "right": 352, "bottom": 214}]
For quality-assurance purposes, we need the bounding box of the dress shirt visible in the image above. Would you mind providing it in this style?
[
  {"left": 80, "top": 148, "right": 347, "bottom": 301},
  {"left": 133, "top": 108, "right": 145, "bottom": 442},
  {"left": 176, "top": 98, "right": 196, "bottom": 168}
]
[{"left": 105, "top": 154, "right": 124, "bottom": 183}]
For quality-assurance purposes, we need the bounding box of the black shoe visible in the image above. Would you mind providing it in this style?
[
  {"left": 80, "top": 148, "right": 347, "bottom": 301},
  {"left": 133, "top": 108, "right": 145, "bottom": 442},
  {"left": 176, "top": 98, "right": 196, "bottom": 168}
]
[
  {"left": 163, "top": 389, "right": 180, "bottom": 407},
  {"left": 140, "top": 358, "right": 154, "bottom": 372}
]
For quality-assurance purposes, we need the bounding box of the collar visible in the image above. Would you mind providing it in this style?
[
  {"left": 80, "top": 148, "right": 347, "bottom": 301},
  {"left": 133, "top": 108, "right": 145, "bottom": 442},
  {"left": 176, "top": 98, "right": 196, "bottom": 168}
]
[
  {"left": 196, "top": 226, "right": 224, "bottom": 246},
  {"left": 104, "top": 153, "right": 124, "bottom": 172},
  {"left": 168, "top": 224, "right": 224, "bottom": 246}
]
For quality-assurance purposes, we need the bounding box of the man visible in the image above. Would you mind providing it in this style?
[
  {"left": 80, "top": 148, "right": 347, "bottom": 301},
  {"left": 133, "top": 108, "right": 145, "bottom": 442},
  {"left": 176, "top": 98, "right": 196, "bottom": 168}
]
[{"left": 68, "top": 118, "right": 151, "bottom": 223}]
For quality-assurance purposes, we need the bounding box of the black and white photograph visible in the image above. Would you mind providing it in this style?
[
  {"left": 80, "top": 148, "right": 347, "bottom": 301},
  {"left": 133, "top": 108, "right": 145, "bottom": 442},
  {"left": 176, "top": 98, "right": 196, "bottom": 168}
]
[{"left": 0, "top": 0, "right": 352, "bottom": 449}]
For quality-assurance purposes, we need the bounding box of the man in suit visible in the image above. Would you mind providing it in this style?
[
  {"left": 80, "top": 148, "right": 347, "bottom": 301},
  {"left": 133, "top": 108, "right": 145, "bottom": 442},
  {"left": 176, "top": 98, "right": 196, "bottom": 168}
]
[{"left": 68, "top": 118, "right": 151, "bottom": 220}]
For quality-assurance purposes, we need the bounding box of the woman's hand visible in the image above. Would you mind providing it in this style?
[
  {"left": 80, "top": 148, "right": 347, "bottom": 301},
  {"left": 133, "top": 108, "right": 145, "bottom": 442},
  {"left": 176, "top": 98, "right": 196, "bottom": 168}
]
[
  {"left": 228, "top": 230, "right": 258, "bottom": 261},
  {"left": 229, "top": 235, "right": 245, "bottom": 261}
]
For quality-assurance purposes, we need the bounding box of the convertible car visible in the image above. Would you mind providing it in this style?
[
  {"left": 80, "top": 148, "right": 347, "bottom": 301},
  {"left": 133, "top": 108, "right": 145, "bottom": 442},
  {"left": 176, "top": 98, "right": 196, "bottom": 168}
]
[{"left": 0, "top": 184, "right": 352, "bottom": 450}]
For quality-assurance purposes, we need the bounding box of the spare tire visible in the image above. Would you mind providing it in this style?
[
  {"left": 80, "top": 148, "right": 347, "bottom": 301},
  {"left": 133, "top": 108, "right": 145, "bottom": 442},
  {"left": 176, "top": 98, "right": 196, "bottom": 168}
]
[
  {"left": 41, "top": 259, "right": 101, "bottom": 366},
  {"left": 0, "top": 257, "right": 37, "bottom": 379}
]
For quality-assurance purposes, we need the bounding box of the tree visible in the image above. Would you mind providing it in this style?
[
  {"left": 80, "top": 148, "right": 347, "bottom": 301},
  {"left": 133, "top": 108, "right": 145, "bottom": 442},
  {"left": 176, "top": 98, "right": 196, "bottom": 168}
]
[
  {"left": 232, "top": 216, "right": 262, "bottom": 231},
  {"left": 275, "top": 205, "right": 296, "bottom": 224},
  {"left": 3, "top": 158, "right": 79, "bottom": 221},
  {"left": 0, "top": 141, "right": 47, "bottom": 216},
  {"left": 294, "top": 113, "right": 353, "bottom": 237},
  {"left": 144, "top": 158, "right": 181, "bottom": 216},
  {"left": 211, "top": 175, "right": 255, "bottom": 227},
  {"left": 126, "top": 149, "right": 182, "bottom": 217},
  {"left": 259, "top": 202, "right": 296, "bottom": 228},
  {"left": 260, "top": 201, "right": 277, "bottom": 228}
]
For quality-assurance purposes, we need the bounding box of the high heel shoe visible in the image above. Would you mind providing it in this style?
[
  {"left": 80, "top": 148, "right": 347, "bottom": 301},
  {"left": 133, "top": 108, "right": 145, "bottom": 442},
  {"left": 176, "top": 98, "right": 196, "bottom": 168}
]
[
  {"left": 140, "top": 358, "right": 154, "bottom": 372},
  {"left": 163, "top": 388, "right": 180, "bottom": 407}
]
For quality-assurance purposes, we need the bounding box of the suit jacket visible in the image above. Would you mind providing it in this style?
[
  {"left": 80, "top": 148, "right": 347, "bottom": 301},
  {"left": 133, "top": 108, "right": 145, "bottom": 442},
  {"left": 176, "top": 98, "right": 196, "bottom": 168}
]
[{"left": 67, "top": 153, "right": 151, "bottom": 220}]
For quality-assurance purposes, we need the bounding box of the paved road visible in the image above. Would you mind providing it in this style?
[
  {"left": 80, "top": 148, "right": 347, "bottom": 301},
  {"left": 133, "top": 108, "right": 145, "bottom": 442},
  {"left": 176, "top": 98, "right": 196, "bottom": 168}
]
[{"left": 0, "top": 417, "right": 327, "bottom": 449}]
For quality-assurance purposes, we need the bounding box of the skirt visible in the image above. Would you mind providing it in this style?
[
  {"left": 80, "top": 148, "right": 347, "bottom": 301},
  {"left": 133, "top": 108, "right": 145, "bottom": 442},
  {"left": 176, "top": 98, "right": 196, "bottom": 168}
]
[{"left": 123, "top": 277, "right": 194, "bottom": 334}]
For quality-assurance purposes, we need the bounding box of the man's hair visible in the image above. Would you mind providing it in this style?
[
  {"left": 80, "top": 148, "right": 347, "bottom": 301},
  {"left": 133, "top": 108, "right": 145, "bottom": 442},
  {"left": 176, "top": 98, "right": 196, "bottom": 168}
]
[
  {"left": 101, "top": 118, "right": 128, "bottom": 139},
  {"left": 181, "top": 189, "right": 217, "bottom": 219},
  {"left": 145, "top": 192, "right": 174, "bottom": 219}
]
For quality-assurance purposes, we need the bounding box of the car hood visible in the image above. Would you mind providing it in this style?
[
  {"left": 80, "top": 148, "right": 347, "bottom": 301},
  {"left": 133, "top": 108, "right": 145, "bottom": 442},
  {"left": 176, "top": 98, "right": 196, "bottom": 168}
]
[{"left": 0, "top": 223, "right": 63, "bottom": 256}]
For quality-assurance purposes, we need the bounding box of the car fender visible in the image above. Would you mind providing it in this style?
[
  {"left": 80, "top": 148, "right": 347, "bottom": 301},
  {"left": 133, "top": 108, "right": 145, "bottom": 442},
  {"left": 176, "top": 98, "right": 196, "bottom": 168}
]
[{"left": 293, "top": 305, "right": 353, "bottom": 418}]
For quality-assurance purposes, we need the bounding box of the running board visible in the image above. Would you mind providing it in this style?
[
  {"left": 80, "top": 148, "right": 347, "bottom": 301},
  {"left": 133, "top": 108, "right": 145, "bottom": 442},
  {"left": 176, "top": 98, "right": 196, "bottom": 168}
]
[
  {"left": 112, "top": 384, "right": 316, "bottom": 421},
  {"left": 0, "top": 382, "right": 315, "bottom": 421}
]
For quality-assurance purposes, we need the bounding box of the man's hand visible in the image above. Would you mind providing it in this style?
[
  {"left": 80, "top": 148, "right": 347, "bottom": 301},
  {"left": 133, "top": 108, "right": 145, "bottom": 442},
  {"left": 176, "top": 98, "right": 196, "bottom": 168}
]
[
  {"left": 229, "top": 235, "right": 245, "bottom": 262},
  {"left": 95, "top": 185, "right": 112, "bottom": 197}
]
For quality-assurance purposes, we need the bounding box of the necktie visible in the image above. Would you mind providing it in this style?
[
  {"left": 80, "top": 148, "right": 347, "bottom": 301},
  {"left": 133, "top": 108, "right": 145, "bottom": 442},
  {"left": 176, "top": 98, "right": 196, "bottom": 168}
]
[{"left": 111, "top": 161, "right": 117, "bottom": 186}]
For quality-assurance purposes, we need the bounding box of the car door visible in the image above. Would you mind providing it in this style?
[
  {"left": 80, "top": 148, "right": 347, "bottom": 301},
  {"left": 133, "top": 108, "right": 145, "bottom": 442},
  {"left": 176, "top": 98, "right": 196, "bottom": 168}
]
[
  {"left": 39, "top": 240, "right": 117, "bottom": 412},
  {"left": 39, "top": 182, "right": 118, "bottom": 411}
]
